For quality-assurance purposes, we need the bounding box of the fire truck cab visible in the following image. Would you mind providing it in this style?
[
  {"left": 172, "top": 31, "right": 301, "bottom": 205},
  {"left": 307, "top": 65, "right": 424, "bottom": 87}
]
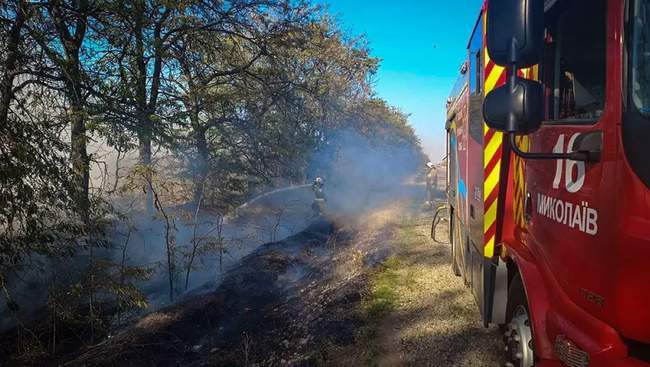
[{"left": 445, "top": 0, "right": 650, "bottom": 366}]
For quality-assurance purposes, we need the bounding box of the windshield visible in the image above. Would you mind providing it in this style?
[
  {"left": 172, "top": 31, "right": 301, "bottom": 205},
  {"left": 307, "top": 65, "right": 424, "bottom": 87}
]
[{"left": 632, "top": 0, "right": 650, "bottom": 114}]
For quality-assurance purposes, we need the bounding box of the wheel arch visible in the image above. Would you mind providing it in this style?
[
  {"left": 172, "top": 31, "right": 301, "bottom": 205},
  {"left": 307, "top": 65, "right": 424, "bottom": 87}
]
[{"left": 503, "top": 243, "right": 556, "bottom": 361}]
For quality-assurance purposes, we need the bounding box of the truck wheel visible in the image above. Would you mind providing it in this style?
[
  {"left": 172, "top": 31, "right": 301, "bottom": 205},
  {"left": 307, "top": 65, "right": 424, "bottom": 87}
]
[
  {"left": 450, "top": 215, "right": 461, "bottom": 276},
  {"left": 504, "top": 274, "right": 535, "bottom": 367}
]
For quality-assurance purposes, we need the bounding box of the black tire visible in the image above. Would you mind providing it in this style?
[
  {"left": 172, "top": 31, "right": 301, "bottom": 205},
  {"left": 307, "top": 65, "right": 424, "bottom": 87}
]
[
  {"left": 506, "top": 274, "right": 528, "bottom": 322},
  {"left": 450, "top": 214, "right": 461, "bottom": 276},
  {"left": 505, "top": 274, "right": 536, "bottom": 367}
]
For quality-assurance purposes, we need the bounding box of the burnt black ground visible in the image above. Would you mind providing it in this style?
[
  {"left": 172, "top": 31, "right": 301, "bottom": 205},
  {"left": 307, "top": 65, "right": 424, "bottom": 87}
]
[
  {"left": 2, "top": 184, "right": 435, "bottom": 367},
  {"left": 61, "top": 218, "right": 357, "bottom": 367}
]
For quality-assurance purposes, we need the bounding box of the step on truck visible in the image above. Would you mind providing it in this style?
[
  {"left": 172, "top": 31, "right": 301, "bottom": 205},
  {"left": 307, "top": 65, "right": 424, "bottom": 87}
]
[{"left": 444, "top": 0, "right": 650, "bottom": 366}]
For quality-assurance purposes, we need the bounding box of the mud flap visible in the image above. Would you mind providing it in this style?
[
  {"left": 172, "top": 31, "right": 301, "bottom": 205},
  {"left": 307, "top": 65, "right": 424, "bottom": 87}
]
[{"left": 482, "top": 255, "right": 508, "bottom": 327}]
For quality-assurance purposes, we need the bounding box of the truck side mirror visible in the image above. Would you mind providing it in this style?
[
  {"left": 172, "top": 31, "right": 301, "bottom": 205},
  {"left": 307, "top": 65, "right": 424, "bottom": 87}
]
[
  {"left": 483, "top": 0, "right": 544, "bottom": 134},
  {"left": 483, "top": 78, "right": 543, "bottom": 134},
  {"left": 483, "top": 0, "right": 596, "bottom": 162},
  {"left": 486, "top": 0, "right": 544, "bottom": 68}
]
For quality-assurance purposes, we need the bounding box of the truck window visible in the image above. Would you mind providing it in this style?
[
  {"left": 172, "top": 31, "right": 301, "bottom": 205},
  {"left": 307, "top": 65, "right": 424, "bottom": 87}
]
[
  {"left": 623, "top": 0, "right": 650, "bottom": 188},
  {"left": 542, "top": 0, "right": 606, "bottom": 122},
  {"left": 632, "top": 0, "right": 650, "bottom": 115},
  {"left": 469, "top": 16, "right": 483, "bottom": 97},
  {"left": 468, "top": 14, "right": 483, "bottom": 144}
]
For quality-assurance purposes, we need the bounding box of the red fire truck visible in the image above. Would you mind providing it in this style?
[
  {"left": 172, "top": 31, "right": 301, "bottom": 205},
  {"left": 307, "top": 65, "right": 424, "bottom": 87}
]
[{"left": 445, "top": 0, "right": 650, "bottom": 366}]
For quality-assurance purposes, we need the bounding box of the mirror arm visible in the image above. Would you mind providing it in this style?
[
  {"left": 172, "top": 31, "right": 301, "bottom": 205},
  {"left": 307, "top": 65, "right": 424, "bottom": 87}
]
[
  {"left": 506, "top": 65, "right": 519, "bottom": 132},
  {"left": 506, "top": 37, "right": 519, "bottom": 132},
  {"left": 508, "top": 134, "right": 597, "bottom": 161}
]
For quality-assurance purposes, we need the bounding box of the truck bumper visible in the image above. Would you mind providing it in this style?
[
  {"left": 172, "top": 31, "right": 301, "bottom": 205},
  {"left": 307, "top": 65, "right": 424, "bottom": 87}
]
[
  {"left": 539, "top": 358, "right": 650, "bottom": 367},
  {"left": 537, "top": 360, "right": 564, "bottom": 367}
]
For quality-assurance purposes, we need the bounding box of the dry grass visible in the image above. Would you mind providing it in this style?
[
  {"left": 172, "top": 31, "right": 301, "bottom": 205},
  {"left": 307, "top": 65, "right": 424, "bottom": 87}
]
[{"left": 323, "top": 203, "right": 504, "bottom": 367}]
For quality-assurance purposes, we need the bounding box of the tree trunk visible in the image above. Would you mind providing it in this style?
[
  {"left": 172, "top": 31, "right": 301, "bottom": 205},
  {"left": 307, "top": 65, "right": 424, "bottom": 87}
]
[
  {"left": 133, "top": 0, "right": 155, "bottom": 215},
  {"left": 50, "top": 0, "right": 90, "bottom": 217},
  {"left": 69, "top": 98, "right": 89, "bottom": 215},
  {"left": 193, "top": 127, "right": 209, "bottom": 207},
  {"left": 138, "top": 125, "right": 154, "bottom": 215},
  {"left": 65, "top": 58, "right": 89, "bottom": 217},
  {"left": 0, "top": 1, "right": 26, "bottom": 126}
]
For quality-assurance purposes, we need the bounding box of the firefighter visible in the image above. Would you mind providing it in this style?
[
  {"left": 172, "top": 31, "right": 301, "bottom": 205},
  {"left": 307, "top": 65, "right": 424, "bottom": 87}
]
[
  {"left": 425, "top": 161, "right": 437, "bottom": 206},
  {"left": 312, "top": 176, "right": 326, "bottom": 216}
]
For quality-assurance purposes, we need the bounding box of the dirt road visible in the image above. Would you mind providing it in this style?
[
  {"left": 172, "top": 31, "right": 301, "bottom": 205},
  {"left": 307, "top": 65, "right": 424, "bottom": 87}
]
[
  {"left": 372, "top": 205, "right": 504, "bottom": 366},
  {"left": 314, "top": 198, "right": 504, "bottom": 367}
]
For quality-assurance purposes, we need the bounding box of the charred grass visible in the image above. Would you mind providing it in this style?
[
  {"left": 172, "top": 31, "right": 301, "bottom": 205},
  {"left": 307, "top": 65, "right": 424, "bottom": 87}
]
[{"left": 1, "top": 199, "right": 502, "bottom": 367}]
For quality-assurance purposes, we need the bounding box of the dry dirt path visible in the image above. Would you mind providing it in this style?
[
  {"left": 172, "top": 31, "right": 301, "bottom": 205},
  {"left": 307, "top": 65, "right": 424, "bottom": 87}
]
[
  {"left": 323, "top": 198, "right": 505, "bottom": 367},
  {"left": 372, "top": 203, "right": 504, "bottom": 367}
]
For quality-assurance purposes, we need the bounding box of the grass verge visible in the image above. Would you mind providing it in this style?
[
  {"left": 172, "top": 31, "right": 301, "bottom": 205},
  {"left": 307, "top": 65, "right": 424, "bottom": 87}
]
[
  {"left": 316, "top": 215, "right": 424, "bottom": 366},
  {"left": 362, "top": 215, "right": 421, "bottom": 347}
]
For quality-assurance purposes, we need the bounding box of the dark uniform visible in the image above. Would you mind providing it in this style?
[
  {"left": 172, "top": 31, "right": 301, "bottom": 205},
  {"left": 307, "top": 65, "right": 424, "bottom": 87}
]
[{"left": 312, "top": 177, "right": 326, "bottom": 215}]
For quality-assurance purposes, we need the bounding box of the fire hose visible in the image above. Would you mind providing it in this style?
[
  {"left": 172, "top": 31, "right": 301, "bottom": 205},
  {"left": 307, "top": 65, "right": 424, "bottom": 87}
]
[{"left": 430, "top": 203, "right": 449, "bottom": 244}]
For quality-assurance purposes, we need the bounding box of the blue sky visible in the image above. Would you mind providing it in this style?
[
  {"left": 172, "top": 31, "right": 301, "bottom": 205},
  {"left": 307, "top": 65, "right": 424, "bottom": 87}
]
[{"left": 318, "top": 0, "right": 483, "bottom": 161}]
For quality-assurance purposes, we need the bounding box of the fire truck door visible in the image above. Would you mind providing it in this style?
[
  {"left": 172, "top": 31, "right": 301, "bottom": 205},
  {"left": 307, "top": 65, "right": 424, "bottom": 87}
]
[{"left": 524, "top": 0, "right": 618, "bottom": 319}]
